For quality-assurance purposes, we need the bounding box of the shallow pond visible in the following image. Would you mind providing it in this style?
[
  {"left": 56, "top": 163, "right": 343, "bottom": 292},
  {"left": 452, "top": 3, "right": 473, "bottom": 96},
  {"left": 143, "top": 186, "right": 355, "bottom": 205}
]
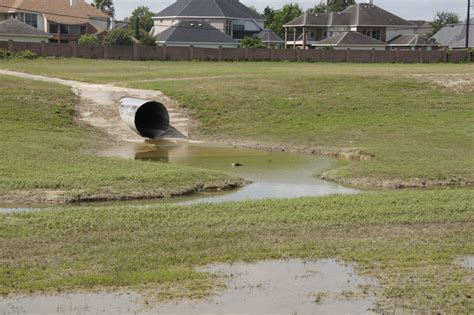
[{"left": 99, "top": 139, "right": 356, "bottom": 205}]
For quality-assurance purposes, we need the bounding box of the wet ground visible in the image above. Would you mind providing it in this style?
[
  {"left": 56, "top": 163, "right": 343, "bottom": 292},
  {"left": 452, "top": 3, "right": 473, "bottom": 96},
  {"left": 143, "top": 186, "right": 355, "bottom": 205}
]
[{"left": 0, "top": 259, "right": 379, "bottom": 315}]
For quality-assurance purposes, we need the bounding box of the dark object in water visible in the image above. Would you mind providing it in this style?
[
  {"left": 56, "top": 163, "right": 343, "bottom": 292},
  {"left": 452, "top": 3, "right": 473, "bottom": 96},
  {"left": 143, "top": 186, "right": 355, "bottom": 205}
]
[{"left": 232, "top": 163, "right": 243, "bottom": 167}]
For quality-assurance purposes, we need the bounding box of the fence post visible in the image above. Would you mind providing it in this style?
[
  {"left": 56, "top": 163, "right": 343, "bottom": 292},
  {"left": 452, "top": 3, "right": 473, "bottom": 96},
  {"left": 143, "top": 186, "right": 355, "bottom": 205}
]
[
  {"left": 103, "top": 44, "right": 109, "bottom": 59},
  {"left": 133, "top": 43, "right": 139, "bottom": 61},
  {"left": 162, "top": 44, "right": 167, "bottom": 61},
  {"left": 40, "top": 41, "right": 46, "bottom": 56},
  {"left": 244, "top": 47, "right": 249, "bottom": 60},
  {"left": 270, "top": 46, "right": 275, "bottom": 61},
  {"left": 443, "top": 48, "right": 448, "bottom": 63},
  {"left": 7, "top": 39, "right": 13, "bottom": 52},
  {"left": 71, "top": 43, "right": 78, "bottom": 58},
  {"left": 218, "top": 46, "right": 223, "bottom": 62},
  {"left": 346, "top": 48, "right": 350, "bottom": 62},
  {"left": 395, "top": 48, "right": 400, "bottom": 63},
  {"left": 418, "top": 48, "right": 424, "bottom": 63},
  {"left": 321, "top": 48, "right": 325, "bottom": 61},
  {"left": 189, "top": 45, "right": 194, "bottom": 61},
  {"left": 296, "top": 49, "right": 300, "bottom": 62},
  {"left": 370, "top": 48, "right": 375, "bottom": 63}
]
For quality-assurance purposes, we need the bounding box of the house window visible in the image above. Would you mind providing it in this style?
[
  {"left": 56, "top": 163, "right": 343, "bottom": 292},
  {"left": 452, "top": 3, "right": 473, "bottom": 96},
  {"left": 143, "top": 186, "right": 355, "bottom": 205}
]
[
  {"left": 68, "top": 25, "right": 81, "bottom": 35},
  {"left": 60, "top": 24, "right": 69, "bottom": 35},
  {"left": 24, "top": 13, "right": 38, "bottom": 28},
  {"left": 49, "top": 23, "right": 58, "bottom": 34},
  {"left": 80, "top": 25, "right": 86, "bottom": 34}
]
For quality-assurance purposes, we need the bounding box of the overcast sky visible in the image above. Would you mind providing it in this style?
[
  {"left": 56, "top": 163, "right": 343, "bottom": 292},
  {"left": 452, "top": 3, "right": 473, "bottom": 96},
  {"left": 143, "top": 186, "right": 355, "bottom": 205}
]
[{"left": 109, "top": 0, "right": 469, "bottom": 21}]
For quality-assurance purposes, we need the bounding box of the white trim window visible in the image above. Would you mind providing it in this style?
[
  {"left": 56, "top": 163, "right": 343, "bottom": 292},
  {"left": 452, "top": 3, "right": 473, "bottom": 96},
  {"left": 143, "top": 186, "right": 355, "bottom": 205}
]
[{"left": 24, "top": 13, "right": 38, "bottom": 28}]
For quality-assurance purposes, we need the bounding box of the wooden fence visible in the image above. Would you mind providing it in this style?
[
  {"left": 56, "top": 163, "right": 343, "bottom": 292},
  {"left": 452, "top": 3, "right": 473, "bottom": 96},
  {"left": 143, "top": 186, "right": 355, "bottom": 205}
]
[{"left": 1, "top": 40, "right": 472, "bottom": 63}]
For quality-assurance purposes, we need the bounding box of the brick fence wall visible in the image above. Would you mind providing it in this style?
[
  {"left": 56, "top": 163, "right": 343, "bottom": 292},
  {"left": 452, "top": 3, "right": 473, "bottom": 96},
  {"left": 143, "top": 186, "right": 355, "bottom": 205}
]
[{"left": 1, "top": 40, "right": 472, "bottom": 63}]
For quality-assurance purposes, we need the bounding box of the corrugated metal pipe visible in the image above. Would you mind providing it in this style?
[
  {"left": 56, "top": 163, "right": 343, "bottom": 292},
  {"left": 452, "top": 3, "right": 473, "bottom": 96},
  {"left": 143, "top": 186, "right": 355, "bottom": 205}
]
[{"left": 119, "top": 98, "right": 170, "bottom": 139}]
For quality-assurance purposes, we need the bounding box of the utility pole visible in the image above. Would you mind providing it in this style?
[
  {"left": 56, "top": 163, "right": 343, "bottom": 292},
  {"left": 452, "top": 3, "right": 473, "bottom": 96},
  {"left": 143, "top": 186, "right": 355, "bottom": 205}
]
[{"left": 467, "top": 0, "right": 471, "bottom": 48}]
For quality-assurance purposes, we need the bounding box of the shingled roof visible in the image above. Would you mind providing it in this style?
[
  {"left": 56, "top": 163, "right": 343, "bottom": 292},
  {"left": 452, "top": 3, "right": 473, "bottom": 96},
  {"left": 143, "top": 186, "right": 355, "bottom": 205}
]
[
  {"left": 155, "top": 21, "right": 238, "bottom": 45},
  {"left": 314, "top": 31, "right": 387, "bottom": 47},
  {"left": 155, "top": 0, "right": 264, "bottom": 21},
  {"left": 0, "top": 18, "right": 50, "bottom": 37},
  {"left": 388, "top": 34, "right": 438, "bottom": 46},
  {"left": 432, "top": 19, "right": 474, "bottom": 48},
  {"left": 285, "top": 3, "right": 415, "bottom": 28},
  {"left": 255, "top": 29, "right": 284, "bottom": 43},
  {"left": 0, "top": 0, "right": 109, "bottom": 25}
]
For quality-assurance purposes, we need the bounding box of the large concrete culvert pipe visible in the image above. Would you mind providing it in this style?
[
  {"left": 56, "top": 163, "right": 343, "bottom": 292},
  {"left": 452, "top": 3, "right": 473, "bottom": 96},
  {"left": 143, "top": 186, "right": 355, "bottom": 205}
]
[{"left": 119, "top": 98, "right": 170, "bottom": 139}]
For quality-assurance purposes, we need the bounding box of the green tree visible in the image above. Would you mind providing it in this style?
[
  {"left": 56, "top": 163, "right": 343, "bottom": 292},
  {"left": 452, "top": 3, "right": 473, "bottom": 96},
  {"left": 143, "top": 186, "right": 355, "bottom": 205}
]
[
  {"left": 78, "top": 34, "right": 98, "bottom": 45},
  {"left": 105, "top": 29, "right": 133, "bottom": 46},
  {"left": 308, "top": 0, "right": 355, "bottom": 13},
  {"left": 430, "top": 11, "right": 460, "bottom": 36},
  {"left": 129, "top": 6, "right": 155, "bottom": 38},
  {"left": 269, "top": 4, "right": 303, "bottom": 37},
  {"left": 139, "top": 31, "right": 157, "bottom": 46},
  {"left": 263, "top": 6, "right": 276, "bottom": 28},
  {"left": 240, "top": 36, "right": 267, "bottom": 48},
  {"left": 248, "top": 5, "right": 261, "bottom": 15},
  {"left": 92, "top": 0, "right": 115, "bottom": 18}
]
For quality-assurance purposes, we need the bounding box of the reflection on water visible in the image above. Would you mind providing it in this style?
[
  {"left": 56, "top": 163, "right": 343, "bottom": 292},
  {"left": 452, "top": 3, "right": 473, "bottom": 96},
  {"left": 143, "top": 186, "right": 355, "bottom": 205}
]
[{"left": 99, "top": 139, "right": 356, "bottom": 205}]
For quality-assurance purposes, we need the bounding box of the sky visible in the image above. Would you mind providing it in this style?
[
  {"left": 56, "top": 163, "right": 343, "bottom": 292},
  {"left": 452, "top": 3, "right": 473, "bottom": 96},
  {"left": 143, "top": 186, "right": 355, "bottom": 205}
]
[{"left": 109, "top": 0, "right": 470, "bottom": 21}]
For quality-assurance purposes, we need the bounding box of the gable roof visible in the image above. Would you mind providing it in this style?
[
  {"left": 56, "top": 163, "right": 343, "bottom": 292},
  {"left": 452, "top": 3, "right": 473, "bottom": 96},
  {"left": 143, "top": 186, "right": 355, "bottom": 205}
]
[
  {"left": 155, "top": 0, "right": 264, "bottom": 21},
  {"left": 342, "top": 4, "right": 416, "bottom": 27},
  {"left": 0, "top": 18, "right": 50, "bottom": 37},
  {"left": 432, "top": 20, "right": 474, "bottom": 48},
  {"left": 155, "top": 20, "right": 238, "bottom": 45},
  {"left": 388, "top": 34, "right": 438, "bottom": 46},
  {"left": 255, "top": 29, "right": 284, "bottom": 43},
  {"left": 0, "top": 0, "right": 109, "bottom": 25},
  {"left": 285, "top": 3, "right": 415, "bottom": 28},
  {"left": 314, "top": 31, "right": 387, "bottom": 46}
]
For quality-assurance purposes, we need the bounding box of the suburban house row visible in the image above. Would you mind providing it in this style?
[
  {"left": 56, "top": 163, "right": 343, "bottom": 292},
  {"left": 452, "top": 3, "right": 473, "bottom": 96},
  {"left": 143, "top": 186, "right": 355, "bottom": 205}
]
[{"left": 0, "top": 0, "right": 472, "bottom": 50}]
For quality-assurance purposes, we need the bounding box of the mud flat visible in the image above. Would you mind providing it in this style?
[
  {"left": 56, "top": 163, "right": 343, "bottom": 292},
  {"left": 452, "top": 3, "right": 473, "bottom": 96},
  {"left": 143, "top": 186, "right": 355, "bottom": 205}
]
[{"left": 0, "top": 259, "right": 378, "bottom": 315}]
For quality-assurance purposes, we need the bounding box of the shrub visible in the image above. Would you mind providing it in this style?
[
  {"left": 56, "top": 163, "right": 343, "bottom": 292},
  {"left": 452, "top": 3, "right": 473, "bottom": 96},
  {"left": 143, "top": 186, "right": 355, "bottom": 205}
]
[
  {"left": 240, "top": 36, "right": 267, "bottom": 49},
  {"left": 0, "top": 49, "right": 13, "bottom": 59},
  {"left": 105, "top": 29, "right": 133, "bottom": 46},
  {"left": 16, "top": 50, "right": 39, "bottom": 59},
  {"left": 78, "top": 34, "right": 98, "bottom": 45},
  {"left": 139, "top": 31, "right": 156, "bottom": 46}
]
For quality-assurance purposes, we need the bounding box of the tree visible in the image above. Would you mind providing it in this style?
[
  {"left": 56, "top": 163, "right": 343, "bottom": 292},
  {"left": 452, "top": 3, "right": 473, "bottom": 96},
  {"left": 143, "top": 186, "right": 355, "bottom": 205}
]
[
  {"left": 263, "top": 6, "right": 276, "bottom": 29},
  {"left": 139, "top": 31, "right": 157, "bottom": 46},
  {"left": 307, "top": 0, "right": 355, "bottom": 13},
  {"left": 78, "top": 34, "right": 98, "bottom": 45},
  {"left": 105, "top": 29, "right": 133, "bottom": 46},
  {"left": 248, "top": 5, "right": 260, "bottom": 15},
  {"left": 92, "top": 0, "right": 115, "bottom": 18},
  {"left": 430, "top": 11, "right": 460, "bottom": 36},
  {"left": 268, "top": 4, "right": 303, "bottom": 37},
  {"left": 129, "top": 6, "right": 155, "bottom": 38},
  {"left": 240, "top": 36, "right": 267, "bottom": 48}
]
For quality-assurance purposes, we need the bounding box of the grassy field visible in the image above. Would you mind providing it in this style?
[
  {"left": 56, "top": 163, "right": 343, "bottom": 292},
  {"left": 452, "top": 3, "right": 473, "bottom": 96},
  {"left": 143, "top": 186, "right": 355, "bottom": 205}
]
[
  {"left": 1, "top": 190, "right": 473, "bottom": 312},
  {"left": 0, "top": 75, "right": 241, "bottom": 203},
  {"left": 1, "top": 59, "right": 472, "bottom": 187}
]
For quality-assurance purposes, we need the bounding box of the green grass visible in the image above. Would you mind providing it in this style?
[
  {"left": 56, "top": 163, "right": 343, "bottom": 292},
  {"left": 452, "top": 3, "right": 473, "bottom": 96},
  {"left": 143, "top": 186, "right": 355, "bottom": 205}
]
[
  {"left": 0, "top": 75, "right": 240, "bottom": 203},
  {"left": 1, "top": 59, "right": 472, "bottom": 187},
  {"left": 1, "top": 190, "right": 473, "bottom": 313}
]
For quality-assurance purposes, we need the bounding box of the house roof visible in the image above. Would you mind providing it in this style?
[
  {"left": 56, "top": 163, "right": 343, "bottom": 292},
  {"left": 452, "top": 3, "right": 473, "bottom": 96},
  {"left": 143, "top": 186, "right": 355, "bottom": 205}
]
[
  {"left": 314, "top": 31, "right": 387, "bottom": 46},
  {"left": 0, "top": 0, "right": 109, "bottom": 25},
  {"left": 0, "top": 18, "right": 50, "bottom": 37},
  {"left": 285, "top": 3, "right": 415, "bottom": 28},
  {"left": 388, "top": 34, "right": 438, "bottom": 46},
  {"left": 255, "top": 29, "right": 284, "bottom": 43},
  {"left": 432, "top": 20, "right": 474, "bottom": 48},
  {"left": 155, "top": 20, "right": 238, "bottom": 45},
  {"left": 155, "top": 0, "right": 264, "bottom": 21}
]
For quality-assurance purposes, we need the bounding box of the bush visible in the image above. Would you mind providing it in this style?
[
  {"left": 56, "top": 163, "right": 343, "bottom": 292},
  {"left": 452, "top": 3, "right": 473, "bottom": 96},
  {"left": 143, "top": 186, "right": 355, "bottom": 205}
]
[
  {"left": 105, "top": 29, "right": 133, "bottom": 46},
  {"left": 139, "top": 31, "right": 156, "bottom": 46},
  {"left": 78, "top": 34, "right": 98, "bottom": 45},
  {"left": 240, "top": 36, "right": 267, "bottom": 49},
  {"left": 0, "top": 49, "right": 13, "bottom": 59},
  {"left": 16, "top": 50, "right": 39, "bottom": 59}
]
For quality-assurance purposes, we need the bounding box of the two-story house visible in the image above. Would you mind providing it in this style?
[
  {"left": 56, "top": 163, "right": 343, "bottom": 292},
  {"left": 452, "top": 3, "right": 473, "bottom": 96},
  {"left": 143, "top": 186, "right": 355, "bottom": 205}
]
[
  {"left": 0, "top": 0, "right": 110, "bottom": 43},
  {"left": 152, "top": 0, "right": 265, "bottom": 47},
  {"left": 283, "top": 1, "right": 435, "bottom": 50}
]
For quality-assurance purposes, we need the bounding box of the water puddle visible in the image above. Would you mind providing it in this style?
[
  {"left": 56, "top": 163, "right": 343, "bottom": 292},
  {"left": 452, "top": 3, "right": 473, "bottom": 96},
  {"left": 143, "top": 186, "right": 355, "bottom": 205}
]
[
  {"left": 0, "top": 259, "right": 378, "bottom": 314},
  {"left": 99, "top": 139, "right": 356, "bottom": 205}
]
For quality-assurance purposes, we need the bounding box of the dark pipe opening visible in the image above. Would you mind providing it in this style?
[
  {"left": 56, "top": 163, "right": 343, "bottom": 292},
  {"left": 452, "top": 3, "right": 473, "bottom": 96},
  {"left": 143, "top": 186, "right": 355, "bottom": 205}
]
[{"left": 134, "top": 101, "right": 170, "bottom": 139}]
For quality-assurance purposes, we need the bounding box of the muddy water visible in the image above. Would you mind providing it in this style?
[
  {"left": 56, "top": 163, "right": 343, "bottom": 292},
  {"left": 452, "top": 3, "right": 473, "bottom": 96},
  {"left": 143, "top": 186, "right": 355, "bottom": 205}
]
[
  {"left": 99, "top": 139, "right": 356, "bottom": 204},
  {"left": 0, "top": 259, "right": 378, "bottom": 315}
]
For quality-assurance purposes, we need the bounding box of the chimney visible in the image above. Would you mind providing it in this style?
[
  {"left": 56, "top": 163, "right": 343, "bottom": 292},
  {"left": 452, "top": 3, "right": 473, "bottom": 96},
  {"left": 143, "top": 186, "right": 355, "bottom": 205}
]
[{"left": 70, "top": 0, "right": 78, "bottom": 6}]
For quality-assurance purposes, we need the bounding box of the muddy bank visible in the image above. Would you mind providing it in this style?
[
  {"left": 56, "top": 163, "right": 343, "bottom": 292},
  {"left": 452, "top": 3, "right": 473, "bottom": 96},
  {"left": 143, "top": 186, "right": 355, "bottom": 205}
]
[{"left": 0, "top": 259, "right": 380, "bottom": 314}]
